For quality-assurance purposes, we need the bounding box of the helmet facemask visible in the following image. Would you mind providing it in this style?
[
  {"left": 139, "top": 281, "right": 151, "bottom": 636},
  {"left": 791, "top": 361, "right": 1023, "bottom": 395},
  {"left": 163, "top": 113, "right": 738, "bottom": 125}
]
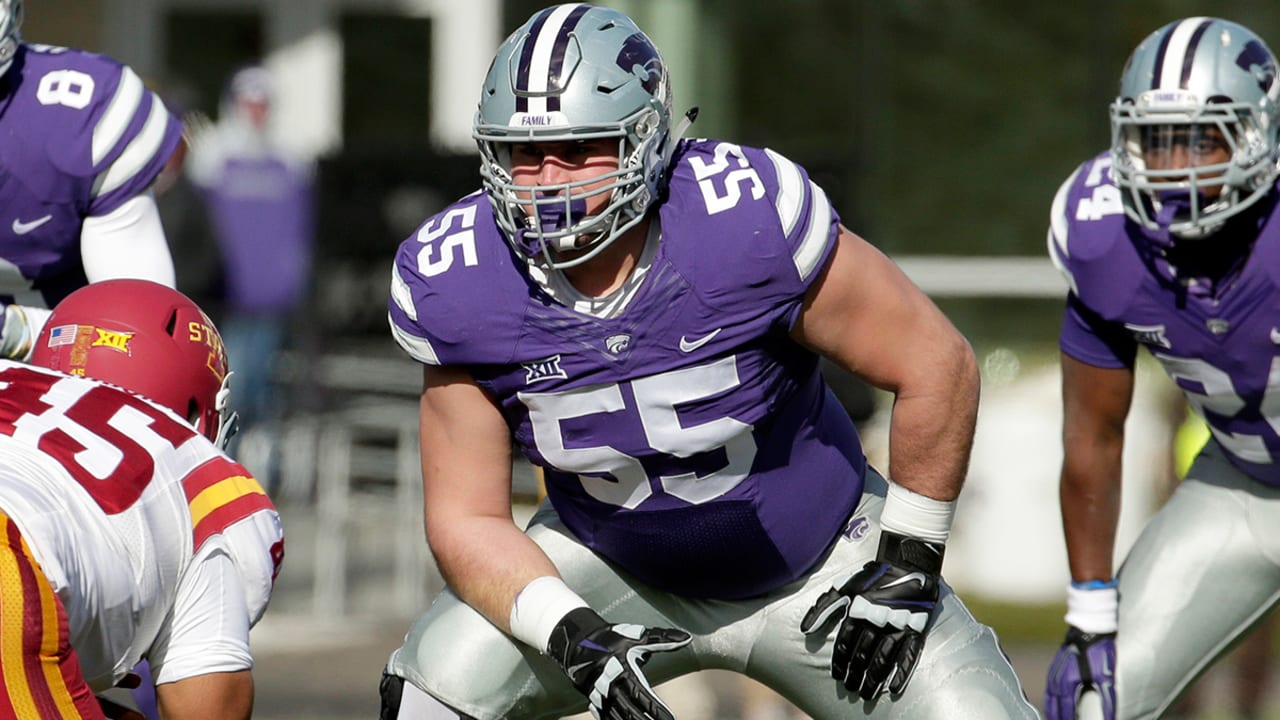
[
  {"left": 478, "top": 106, "right": 667, "bottom": 269},
  {"left": 1111, "top": 98, "right": 1276, "bottom": 240}
]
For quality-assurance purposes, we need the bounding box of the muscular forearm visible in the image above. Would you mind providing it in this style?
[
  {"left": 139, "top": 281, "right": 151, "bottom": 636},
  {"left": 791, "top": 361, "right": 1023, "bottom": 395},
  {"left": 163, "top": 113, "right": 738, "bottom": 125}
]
[
  {"left": 427, "top": 513, "right": 563, "bottom": 634},
  {"left": 1060, "top": 444, "right": 1123, "bottom": 581},
  {"left": 886, "top": 336, "right": 979, "bottom": 502}
]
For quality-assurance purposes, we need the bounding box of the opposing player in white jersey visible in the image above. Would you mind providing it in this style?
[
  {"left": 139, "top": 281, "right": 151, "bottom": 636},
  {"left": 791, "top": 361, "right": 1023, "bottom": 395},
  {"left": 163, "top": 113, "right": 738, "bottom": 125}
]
[
  {"left": 0, "top": 0, "right": 181, "bottom": 361},
  {"left": 381, "top": 4, "right": 1038, "bottom": 719},
  {"left": 0, "top": 278, "right": 283, "bottom": 719},
  {"left": 1044, "top": 17, "right": 1280, "bottom": 720}
]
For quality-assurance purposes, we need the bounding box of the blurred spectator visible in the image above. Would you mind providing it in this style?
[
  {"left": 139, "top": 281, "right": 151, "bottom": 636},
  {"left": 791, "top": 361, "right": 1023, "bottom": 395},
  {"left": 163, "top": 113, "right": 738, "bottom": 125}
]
[{"left": 186, "top": 64, "right": 315, "bottom": 490}]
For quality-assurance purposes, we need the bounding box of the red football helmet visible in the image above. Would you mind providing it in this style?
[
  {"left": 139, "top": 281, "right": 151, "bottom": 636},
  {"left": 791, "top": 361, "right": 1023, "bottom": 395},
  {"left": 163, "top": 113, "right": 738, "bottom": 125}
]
[{"left": 30, "top": 279, "right": 231, "bottom": 443}]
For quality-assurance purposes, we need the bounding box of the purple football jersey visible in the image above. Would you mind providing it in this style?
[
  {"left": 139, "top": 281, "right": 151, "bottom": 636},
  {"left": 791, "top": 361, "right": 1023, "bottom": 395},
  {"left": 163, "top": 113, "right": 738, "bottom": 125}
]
[
  {"left": 1050, "top": 152, "right": 1280, "bottom": 485},
  {"left": 389, "top": 139, "right": 865, "bottom": 599},
  {"left": 0, "top": 44, "right": 182, "bottom": 306}
]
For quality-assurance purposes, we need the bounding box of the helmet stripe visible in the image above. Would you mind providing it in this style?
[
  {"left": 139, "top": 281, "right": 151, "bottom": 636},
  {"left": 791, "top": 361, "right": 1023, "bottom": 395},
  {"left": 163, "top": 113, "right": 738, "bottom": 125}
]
[
  {"left": 1153, "top": 17, "right": 1211, "bottom": 89},
  {"left": 513, "top": 7, "right": 553, "bottom": 113},
  {"left": 545, "top": 5, "right": 590, "bottom": 112},
  {"left": 1179, "top": 20, "right": 1212, "bottom": 88},
  {"left": 514, "top": 3, "right": 588, "bottom": 115}
]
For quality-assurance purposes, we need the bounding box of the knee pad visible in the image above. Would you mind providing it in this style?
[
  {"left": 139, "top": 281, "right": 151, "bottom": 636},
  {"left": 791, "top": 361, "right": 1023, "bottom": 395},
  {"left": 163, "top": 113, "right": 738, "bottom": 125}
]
[{"left": 379, "top": 669, "right": 477, "bottom": 720}]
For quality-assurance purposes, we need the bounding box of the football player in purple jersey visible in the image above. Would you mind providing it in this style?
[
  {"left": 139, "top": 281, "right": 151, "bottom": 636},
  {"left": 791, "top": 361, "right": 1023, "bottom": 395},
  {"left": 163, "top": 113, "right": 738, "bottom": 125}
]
[
  {"left": 1045, "top": 17, "right": 1280, "bottom": 720},
  {"left": 381, "top": 4, "right": 1037, "bottom": 720},
  {"left": 0, "top": 0, "right": 181, "bottom": 362}
]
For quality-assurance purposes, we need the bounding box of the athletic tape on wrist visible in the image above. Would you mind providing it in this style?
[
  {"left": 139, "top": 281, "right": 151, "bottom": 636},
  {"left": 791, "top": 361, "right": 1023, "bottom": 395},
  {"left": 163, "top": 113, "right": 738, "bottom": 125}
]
[
  {"left": 879, "top": 481, "right": 955, "bottom": 544},
  {"left": 1065, "top": 582, "right": 1119, "bottom": 635},
  {"left": 509, "top": 576, "right": 589, "bottom": 653}
]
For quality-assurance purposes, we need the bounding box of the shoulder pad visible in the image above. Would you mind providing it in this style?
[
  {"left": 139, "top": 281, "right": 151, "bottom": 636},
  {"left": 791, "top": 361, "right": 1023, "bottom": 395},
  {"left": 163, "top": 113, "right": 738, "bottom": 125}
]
[
  {"left": 662, "top": 140, "right": 838, "bottom": 310},
  {"left": 389, "top": 192, "right": 529, "bottom": 366},
  {"left": 11, "top": 46, "right": 181, "bottom": 207},
  {"left": 1046, "top": 153, "right": 1143, "bottom": 314}
]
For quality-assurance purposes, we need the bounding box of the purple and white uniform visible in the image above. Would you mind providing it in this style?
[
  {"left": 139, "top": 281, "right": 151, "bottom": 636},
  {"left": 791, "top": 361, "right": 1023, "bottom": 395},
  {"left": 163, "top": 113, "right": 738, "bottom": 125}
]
[
  {"left": 386, "top": 140, "right": 1038, "bottom": 720},
  {"left": 1050, "top": 152, "right": 1280, "bottom": 485},
  {"left": 390, "top": 138, "right": 863, "bottom": 600},
  {"left": 1050, "top": 154, "right": 1280, "bottom": 720},
  {"left": 0, "top": 44, "right": 181, "bottom": 306}
]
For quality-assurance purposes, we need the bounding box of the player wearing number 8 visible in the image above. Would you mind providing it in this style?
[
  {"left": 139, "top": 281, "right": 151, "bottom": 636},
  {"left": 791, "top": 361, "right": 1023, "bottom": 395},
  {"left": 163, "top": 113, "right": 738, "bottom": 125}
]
[
  {"left": 0, "top": 279, "right": 282, "bottom": 719},
  {"left": 0, "top": 0, "right": 182, "bottom": 363},
  {"left": 381, "top": 4, "right": 1036, "bottom": 719},
  {"left": 1045, "top": 17, "right": 1280, "bottom": 720}
]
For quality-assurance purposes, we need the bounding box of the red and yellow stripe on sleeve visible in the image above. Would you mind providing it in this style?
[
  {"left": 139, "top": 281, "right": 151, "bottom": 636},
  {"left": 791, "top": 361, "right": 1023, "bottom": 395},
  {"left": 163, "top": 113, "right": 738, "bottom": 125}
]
[
  {"left": 0, "top": 511, "right": 102, "bottom": 719},
  {"left": 182, "top": 457, "right": 275, "bottom": 552}
]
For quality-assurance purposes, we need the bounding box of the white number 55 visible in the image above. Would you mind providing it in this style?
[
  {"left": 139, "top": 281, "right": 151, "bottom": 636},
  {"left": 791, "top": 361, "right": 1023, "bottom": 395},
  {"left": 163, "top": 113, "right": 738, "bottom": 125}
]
[{"left": 520, "top": 356, "right": 758, "bottom": 509}]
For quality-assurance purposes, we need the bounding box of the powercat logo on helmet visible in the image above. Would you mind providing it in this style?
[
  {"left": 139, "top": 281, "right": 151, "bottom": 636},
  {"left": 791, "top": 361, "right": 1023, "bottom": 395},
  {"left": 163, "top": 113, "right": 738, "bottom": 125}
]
[
  {"left": 1236, "top": 40, "right": 1277, "bottom": 93},
  {"left": 615, "top": 32, "right": 664, "bottom": 97}
]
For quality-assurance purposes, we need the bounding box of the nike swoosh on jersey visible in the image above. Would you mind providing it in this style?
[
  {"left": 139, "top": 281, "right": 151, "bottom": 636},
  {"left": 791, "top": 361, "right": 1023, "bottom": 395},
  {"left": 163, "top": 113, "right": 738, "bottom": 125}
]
[
  {"left": 12, "top": 215, "right": 53, "bottom": 235},
  {"left": 679, "top": 328, "right": 722, "bottom": 353}
]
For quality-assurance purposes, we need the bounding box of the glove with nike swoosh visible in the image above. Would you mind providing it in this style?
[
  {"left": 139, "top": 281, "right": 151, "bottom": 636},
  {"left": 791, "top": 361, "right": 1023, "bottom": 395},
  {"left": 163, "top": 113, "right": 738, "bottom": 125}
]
[
  {"left": 801, "top": 530, "right": 942, "bottom": 700},
  {"left": 1045, "top": 580, "right": 1118, "bottom": 720},
  {"left": 547, "top": 607, "right": 692, "bottom": 720}
]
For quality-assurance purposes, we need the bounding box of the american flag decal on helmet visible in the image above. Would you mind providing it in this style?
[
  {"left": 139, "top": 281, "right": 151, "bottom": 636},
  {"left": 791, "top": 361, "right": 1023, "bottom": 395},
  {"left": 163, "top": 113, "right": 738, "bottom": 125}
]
[
  {"left": 47, "top": 324, "right": 78, "bottom": 348},
  {"left": 513, "top": 3, "right": 590, "bottom": 113}
]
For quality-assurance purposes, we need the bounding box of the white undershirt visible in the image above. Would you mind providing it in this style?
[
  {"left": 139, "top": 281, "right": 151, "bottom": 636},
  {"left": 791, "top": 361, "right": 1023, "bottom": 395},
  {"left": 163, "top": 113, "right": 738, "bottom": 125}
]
[{"left": 526, "top": 220, "right": 661, "bottom": 319}]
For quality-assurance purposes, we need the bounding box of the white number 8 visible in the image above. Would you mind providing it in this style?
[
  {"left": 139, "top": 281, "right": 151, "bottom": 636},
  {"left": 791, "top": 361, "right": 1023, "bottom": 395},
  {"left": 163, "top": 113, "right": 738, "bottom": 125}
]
[{"left": 37, "top": 69, "right": 95, "bottom": 110}]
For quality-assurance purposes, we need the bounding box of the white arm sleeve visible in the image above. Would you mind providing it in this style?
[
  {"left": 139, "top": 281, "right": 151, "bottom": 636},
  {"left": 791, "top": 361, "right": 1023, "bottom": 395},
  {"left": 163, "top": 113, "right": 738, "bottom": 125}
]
[
  {"left": 80, "top": 191, "right": 177, "bottom": 287},
  {"left": 147, "top": 545, "right": 253, "bottom": 685}
]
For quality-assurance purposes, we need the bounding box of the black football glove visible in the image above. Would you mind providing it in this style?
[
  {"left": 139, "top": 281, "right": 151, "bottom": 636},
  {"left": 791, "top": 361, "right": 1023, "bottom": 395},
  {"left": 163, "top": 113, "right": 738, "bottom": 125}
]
[
  {"left": 547, "top": 607, "right": 692, "bottom": 720},
  {"left": 801, "top": 531, "right": 942, "bottom": 700}
]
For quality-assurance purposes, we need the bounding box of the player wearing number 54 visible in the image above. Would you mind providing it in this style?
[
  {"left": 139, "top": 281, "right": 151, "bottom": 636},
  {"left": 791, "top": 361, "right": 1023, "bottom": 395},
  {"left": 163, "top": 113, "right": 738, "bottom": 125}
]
[
  {"left": 380, "top": 4, "right": 1037, "bottom": 719},
  {"left": 0, "top": 279, "right": 282, "bottom": 720},
  {"left": 1045, "top": 17, "right": 1280, "bottom": 720}
]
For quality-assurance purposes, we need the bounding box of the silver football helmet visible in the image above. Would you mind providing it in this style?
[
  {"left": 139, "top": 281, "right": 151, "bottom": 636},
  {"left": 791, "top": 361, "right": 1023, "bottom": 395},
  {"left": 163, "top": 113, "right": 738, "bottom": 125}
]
[
  {"left": 0, "top": 0, "right": 22, "bottom": 79},
  {"left": 1110, "top": 17, "right": 1280, "bottom": 240},
  {"left": 474, "top": 3, "right": 675, "bottom": 269}
]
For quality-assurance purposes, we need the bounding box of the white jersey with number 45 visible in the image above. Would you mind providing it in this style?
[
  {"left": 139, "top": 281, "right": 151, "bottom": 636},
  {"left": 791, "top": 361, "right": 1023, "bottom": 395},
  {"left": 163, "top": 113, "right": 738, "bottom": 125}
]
[{"left": 0, "top": 360, "right": 283, "bottom": 692}]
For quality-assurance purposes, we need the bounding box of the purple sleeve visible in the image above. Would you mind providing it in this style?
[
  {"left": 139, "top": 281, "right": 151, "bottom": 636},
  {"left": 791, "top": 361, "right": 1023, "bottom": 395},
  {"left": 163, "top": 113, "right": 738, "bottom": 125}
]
[
  {"left": 1059, "top": 293, "right": 1137, "bottom": 369},
  {"left": 26, "top": 47, "right": 184, "bottom": 217}
]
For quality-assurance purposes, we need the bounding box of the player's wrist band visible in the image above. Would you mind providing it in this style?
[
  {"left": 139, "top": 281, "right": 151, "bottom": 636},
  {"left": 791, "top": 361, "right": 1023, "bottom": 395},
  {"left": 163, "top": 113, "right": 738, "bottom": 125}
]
[
  {"left": 879, "top": 481, "right": 955, "bottom": 544},
  {"left": 1065, "top": 581, "right": 1119, "bottom": 635},
  {"left": 879, "top": 530, "right": 945, "bottom": 574},
  {"left": 509, "top": 576, "right": 590, "bottom": 652},
  {"left": 1070, "top": 578, "right": 1117, "bottom": 590}
]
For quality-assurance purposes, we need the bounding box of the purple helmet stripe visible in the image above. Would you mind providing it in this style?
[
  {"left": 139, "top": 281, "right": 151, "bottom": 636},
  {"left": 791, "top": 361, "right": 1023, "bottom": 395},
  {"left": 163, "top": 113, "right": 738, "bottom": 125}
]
[
  {"left": 545, "top": 4, "right": 590, "bottom": 112},
  {"left": 1179, "top": 20, "right": 1212, "bottom": 88},
  {"left": 1151, "top": 23, "right": 1176, "bottom": 89},
  {"left": 1151, "top": 17, "right": 1214, "bottom": 90},
  {"left": 513, "top": 7, "right": 555, "bottom": 113}
]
